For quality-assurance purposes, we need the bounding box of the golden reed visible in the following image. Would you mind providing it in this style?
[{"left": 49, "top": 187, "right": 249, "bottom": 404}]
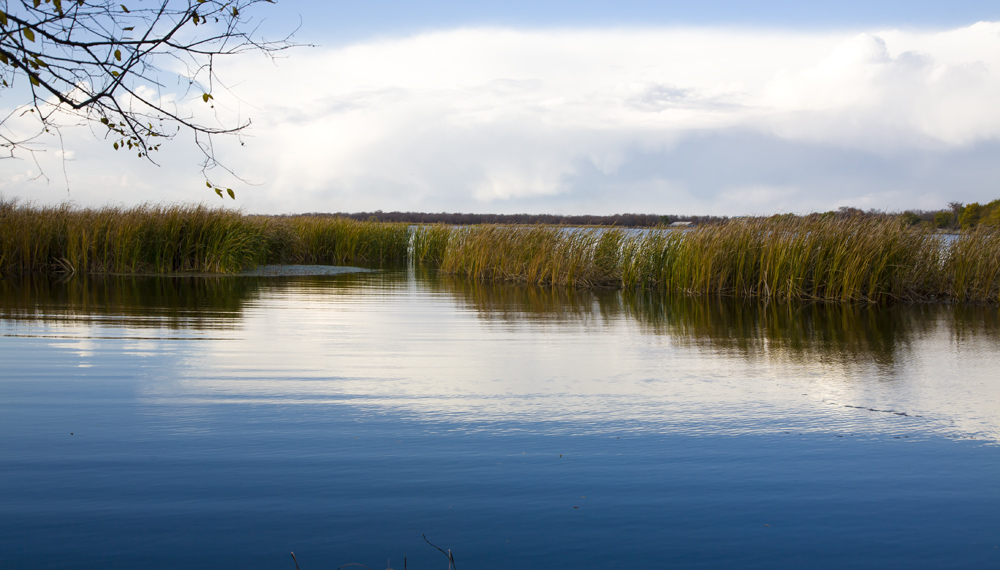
[{"left": 2, "top": 200, "right": 998, "bottom": 303}]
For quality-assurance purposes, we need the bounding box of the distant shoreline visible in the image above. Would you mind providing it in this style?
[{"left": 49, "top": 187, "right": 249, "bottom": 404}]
[{"left": 290, "top": 205, "right": 980, "bottom": 231}]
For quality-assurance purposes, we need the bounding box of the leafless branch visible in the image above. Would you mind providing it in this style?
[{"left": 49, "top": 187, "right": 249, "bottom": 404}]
[{"left": 0, "top": 0, "right": 295, "bottom": 197}]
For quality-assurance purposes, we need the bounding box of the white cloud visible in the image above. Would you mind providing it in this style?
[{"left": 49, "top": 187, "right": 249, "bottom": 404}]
[{"left": 4, "top": 22, "right": 1000, "bottom": 214}]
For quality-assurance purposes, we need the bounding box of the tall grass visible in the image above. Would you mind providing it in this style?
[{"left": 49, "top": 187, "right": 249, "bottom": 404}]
[
  {"left": 3, "top": 200, "right": 1000, "bottom": 304},
  {"left": 0, "top": 201, "right": 408, "bottom": 275},
  {"left": 943, "top": 226, "right": 1000, "bottom": 302},
  {"left": 0, "top": 201, "right": 269, "bottom": 274},
  {"left": 620, "top": 216, "right": 941, "bottom": 303},
  {"left": 439, "top": 225, "right": 625, "bottom": 287},
  {"left": 265, "top": 215, "right": 410, "bottom": 265},
  {"left": 433, "top": 216, "right": 1000, "bottom": 303},
  {"left": 410, "top": 223, "right": 452, "bottom": 264}
]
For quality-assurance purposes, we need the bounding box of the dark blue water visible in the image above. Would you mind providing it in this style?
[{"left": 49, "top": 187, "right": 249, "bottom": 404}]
[{"left": 1, "top": 271, "right": 998, "bottom": 569}]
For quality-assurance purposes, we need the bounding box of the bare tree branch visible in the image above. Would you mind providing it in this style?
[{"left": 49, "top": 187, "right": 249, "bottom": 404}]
[{"left": 0, "top": 0, "right": 295, "bottom": 197}]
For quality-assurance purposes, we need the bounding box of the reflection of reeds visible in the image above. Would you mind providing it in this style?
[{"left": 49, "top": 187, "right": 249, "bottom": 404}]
[
  {"left": 5, "top": 267, "right": 999, "bottom": 366},
  {"left": 427, "top": 271, "right": 617, "bottom": 323},
  {"left": 4, "top": 201, "right": 1000, "bottom": 304},
  {"left": 0, "top": 273, "right": 256, "bottom": 330},
  {"left": 426, "top": 271, "right": 1000, "bottom": 368},
  {"left": 621, "top": 290, "right": 922, "bottom": 367}
]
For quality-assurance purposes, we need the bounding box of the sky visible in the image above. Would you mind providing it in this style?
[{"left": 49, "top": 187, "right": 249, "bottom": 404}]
[{"left": 2, "top": 0, "right": 999, "bottom": 216}]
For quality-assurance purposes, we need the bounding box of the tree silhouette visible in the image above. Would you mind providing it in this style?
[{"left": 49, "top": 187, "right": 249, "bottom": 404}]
[{"left": 0, "top": 0, "right": 291, "bottom": 197}]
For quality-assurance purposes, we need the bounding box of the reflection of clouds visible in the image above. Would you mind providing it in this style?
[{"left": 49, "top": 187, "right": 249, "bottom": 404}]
[
  {"left": 134, "top": 276, "right": 1000, "bottom": 443},
  {"left": 56, "top": 337, "right": 96, "bottom": 367},
  {"left": 3, "top": 272, "right": 995, "bottom": 441}
]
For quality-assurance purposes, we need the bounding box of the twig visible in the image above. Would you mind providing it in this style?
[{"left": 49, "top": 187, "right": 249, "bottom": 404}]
[{"left": 421, "top": 534, "right": 457, "bottom": 570}]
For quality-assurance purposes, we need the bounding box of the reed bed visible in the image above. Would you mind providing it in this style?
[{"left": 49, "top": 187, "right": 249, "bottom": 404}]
[
  {"left": 434, "top": 216, "right": 1000, "bottom": 303},
  {"left": 264, "top": 215, "right": 410, "bottom": 265},
  {"left": 410, "top": 223, "right": 453, "bottom": 265},
  {"left": 4, "top": 200, "right": 1000, "bottom": 304},
  {"left": 439, "top": 225, "right": 625, "bottom": 287},
  {"left": 621, "top": 217, "right": 942, "bottom": 303},
  {"left": 0, "top": 202, "right": 408, "bottom": 275},
  {"left": 943, "top": 226, "right": 1000, "bottom": 303},
  {"left": 0, "top": 201, "right": 269, "bottom": 274}
]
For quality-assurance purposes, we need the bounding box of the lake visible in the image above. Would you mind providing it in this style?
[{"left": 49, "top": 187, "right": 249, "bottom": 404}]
[{"left": 1, "top": 268, "right": 998, "bottom": 569}]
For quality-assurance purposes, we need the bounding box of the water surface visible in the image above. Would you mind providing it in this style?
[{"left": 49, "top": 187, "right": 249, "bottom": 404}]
[{"left": 1, "top": 269, "right": 998, "bottom": 568}]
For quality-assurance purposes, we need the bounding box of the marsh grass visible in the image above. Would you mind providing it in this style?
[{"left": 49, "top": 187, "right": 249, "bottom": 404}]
[
  {"left": 0, "top": 201, "right": 269, "bottom": 274},
  {"left": 3, "top": 200, "right": 1000, "bottom": 304},
  {"left": 0, "top": 202, "right": 407, "bottom": 275},
  {"left": 439, "top": 225, "right": 626, "bottom": 287},
  {"left": 409, "top": 223, "right": 452, "bottom": 265},
  {"left": 268, "top": 216, "right": 410, "bottom": 265},
  {"left": 621, "top": 217, "right": 942, "bottom": 303},
  {"left": 435, "top": 216, "right": 1000, "bottom": 303},
  {"left": 944, "top": 227, "right": 1000, "bottom": 303}
]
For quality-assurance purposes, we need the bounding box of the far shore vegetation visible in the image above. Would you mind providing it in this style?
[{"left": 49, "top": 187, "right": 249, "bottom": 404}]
[
  {"left": 307, "top": 199, "right": 1000, "bottom": 231},
  {"left": 2, "top": 197, "right": 1000, "bottom": 304}
]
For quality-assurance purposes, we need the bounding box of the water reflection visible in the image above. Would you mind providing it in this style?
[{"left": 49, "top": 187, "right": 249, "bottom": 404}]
[
  {"left": 3, "top": 270, "right": 1000, "bottom": 368},
  {"left": 5, "top": 269, "right": 997, "bottom": 441},
  {"left": 2, "top": 268, "right": 999, "bottom": 569},
  {"left": 415, "top": 270, "right": 1000, "bottom": 372},
  {"left": 0, "top": 273, "right": 254, "bottom": 331}
]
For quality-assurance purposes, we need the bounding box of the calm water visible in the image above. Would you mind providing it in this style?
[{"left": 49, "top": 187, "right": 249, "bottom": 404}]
[{"left": 1, "top": 269, "right": 998, "bottom": 569}]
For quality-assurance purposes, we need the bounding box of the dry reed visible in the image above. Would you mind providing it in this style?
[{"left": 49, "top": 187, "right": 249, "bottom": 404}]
[
  {"left": 3, "top": 200, "right": 1000, "bottom": 304},
  {"left": 0, "top": 201, "right": 407, "bottom": 275}
]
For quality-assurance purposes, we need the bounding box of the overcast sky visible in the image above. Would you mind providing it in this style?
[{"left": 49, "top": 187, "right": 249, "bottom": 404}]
[{"left": 2, "top": 1, "right": 999, "bottom": 215}]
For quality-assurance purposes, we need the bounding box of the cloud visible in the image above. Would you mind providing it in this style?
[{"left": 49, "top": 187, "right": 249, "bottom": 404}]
[{"left": 4, "top": 22, "right": 1000, "bottom": 214}]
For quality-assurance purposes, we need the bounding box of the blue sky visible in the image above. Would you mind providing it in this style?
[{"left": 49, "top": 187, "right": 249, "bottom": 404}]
[
  {"left": 2, "top": 1, "right": 999, "bottom": 215},
  {"left": 282, "top": 1, "right": 1000, "bottom": 41}
]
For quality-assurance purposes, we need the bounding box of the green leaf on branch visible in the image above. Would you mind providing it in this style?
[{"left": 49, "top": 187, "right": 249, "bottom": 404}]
[
  {"left": 202, "top": 93, "right": 213, "bottom": 103},
  {"left": 114, "top": 49, "right": 121, "bottom": 61},
  {"left": 30, "top": 75, "right": 39, "bottom": 86},
  {"left": 227, "top": 188, "right": 235, "bottom": 199},
  {"left": 0, "top": 11, "right": 8, "bottom": 27},
  {"left": 23, "top": 28, "right": 35, "bottom": 42},
  {"left": 120, "top": 5, "right": 129, "bottom": 13},
  {"left": 214, "top": 187, "right": 223, "bottom": 198}
]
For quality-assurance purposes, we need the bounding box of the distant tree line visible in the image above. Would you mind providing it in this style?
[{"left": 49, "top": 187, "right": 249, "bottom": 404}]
[
  {"left": 891, "top": 200, "right": 1000, "bottom": 231},
  {"left": 299, "top": 200, "right": 1000, "bottom": 230},
  {"left": 300, "top": 211, "right": 728, "bottom": 227}
]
